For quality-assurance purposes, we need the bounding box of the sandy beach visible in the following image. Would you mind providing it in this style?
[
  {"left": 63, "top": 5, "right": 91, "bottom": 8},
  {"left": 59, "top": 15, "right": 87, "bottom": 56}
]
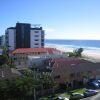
[
  {"left": 82, "top": 50, "right": 100, "bottom": 62},
  {"left": 58, "top": 47, "right": 100, "bottom": 62},
  {"left": 46, "top": 45, "right": 100, "bottom": 63}
]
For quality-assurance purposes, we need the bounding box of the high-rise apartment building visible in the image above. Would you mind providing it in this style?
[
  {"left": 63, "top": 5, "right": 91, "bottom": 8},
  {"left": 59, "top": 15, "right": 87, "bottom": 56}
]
[
  {"left": 5, "top": 23, "right": 45, "bottom": 50},
  {"left": 0, "top": 35, "right": 5, "bottom": 47}
]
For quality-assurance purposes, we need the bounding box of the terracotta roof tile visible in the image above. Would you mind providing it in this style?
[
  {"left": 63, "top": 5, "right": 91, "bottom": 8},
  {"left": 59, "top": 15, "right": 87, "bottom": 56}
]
[
  {"left": 12, "top": 48, "right": 61, "bottom": 55},
  {"left": 52, "top": 58, "right": 92, "bottom": 68}
]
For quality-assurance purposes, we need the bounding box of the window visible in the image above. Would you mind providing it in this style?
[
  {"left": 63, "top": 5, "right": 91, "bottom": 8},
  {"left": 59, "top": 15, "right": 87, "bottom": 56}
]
[
  {"left": 34, "top": 31, "right": 39, "bottom": 33},
  {"left": 34, "top": 35, "right": 39, "bottom": 37},
  {"left": 34, "top": 43, "right": 39, "bottom": 45},
  {"left": 41, "top": 43, "right": 44, "bottom": 46},
  {"left": 13, "top": 57, "right": 17, "bottom": 60},
  {"left": 41, "top": 39, "right": 44, "bottom": 42}
]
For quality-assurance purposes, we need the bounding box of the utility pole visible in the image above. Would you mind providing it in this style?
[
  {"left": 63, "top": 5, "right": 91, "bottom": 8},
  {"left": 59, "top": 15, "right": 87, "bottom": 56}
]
[{"left": 33, "top": 64, "right": 36, "bottom": 100}]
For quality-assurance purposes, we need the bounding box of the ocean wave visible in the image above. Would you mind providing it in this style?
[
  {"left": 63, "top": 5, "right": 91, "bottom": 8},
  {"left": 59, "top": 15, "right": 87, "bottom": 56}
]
[{"left": 45, "top": 43, "right": 100, "bottom": 52}]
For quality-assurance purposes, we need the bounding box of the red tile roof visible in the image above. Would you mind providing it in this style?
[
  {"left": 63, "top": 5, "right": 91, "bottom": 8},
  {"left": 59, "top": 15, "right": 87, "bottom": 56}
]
[
  {"left": 51, "top": 58, "right": 92, "bottom": 68},
  {"left": 12, "top": 48, "right": 61, "bottom": 55}
]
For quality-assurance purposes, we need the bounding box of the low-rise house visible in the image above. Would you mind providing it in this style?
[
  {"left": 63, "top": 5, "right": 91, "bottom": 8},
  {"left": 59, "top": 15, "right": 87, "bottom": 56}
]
[
  {"left": 12, "top": 48, "right": 61, "bottom": 69},
  {"left": 27, "top": 53, "right": 69, "bottom": 67},
  {"left": 50, "top": 58, "right": 100, "bottom": 86}
]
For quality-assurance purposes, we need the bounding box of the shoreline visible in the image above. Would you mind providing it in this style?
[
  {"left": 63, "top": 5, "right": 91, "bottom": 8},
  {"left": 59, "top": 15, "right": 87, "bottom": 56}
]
[{"left": 45, "top": 45, "right": 100, "bottom": 63}]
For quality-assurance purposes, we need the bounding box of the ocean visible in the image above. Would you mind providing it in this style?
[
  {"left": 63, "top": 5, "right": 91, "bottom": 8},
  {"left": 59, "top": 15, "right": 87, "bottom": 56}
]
[{"left": 45, "top": 39, "right": 100, "bottom": 53}]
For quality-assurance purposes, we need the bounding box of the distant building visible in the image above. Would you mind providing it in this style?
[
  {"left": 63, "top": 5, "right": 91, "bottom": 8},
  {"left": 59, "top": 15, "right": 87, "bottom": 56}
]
[
  {"left": 0, "top": 36, "right": 2, "bottom": 46},
  {"left": 0, "top": 35, "right": 5, "bottom": 47},
  {"left": 12, "top": 48, "right": 61, "bottom": 69},
  {"left": 5, "top": 23, "right": 45, "bottom": 50},
  {"left": 0, "top": 49, "right": 3, "bottom": 55}
]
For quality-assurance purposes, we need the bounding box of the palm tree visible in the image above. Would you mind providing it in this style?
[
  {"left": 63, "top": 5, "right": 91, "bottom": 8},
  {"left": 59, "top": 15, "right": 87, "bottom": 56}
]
[
  {"left": 73, "top": 48, "right": 84, "bottom": 57},
  {"left": 40, "top": 69, "right": 57, "bottom": 95},
  {"left": 31, "top": 64, "right": 38, "bottom": 100}
]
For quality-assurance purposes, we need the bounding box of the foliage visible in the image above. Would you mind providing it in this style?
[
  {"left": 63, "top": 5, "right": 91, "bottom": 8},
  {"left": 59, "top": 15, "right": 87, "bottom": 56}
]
[
  {"left": 68, "top": 48, "right": 84, "bottom": 57},
  {"left": 0, "top": 64, "right": 58, "bottom": 99},
  {"left": 73, "top": 48, "right": 84, "bottom": 57},
  {"left": 42, "top": 75, "right": 56, "bottom": 89},
  {"left": 23, "top": 68, "right": 34, "bottom": 77},
  {"left": 0, "top": 77, "right": 39, "bottom": 99},
  {"left": 68, "top": 52, "right": 76, "bottom": 57},
  {"left": 0, "top": 55, "right": 7, "bottom": 65},
  {"left": 0, "top": 46, "right": 15, "bottom": 68}
]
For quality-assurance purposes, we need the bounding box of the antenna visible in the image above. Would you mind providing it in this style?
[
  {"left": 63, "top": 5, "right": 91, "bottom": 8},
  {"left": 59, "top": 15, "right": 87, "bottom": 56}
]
[{"left": 31, "top": 24, "right": 41, "bottom": 28}]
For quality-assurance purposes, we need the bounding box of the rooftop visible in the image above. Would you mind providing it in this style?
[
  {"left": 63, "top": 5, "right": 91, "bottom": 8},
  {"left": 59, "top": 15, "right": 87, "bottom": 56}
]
[
  {"left": 50, "top": 58, "right": 93, "bottom": 69},
  {"left": 51, "top": 58, "right": 100, "bottom": 74},
  {"left": 12, "top": 48, "right": 61, "bottom": 55}
]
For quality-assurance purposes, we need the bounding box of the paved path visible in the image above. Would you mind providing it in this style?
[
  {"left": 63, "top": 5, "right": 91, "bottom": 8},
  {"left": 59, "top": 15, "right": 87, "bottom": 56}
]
[{"left": 80, "top": 93, "right": 100, "bottom": 100}]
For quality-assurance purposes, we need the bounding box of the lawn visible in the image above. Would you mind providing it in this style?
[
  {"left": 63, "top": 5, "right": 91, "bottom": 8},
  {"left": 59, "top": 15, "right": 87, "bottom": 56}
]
[
  {"left": 71, "top": 88, "right": 86, "bottom": 94},
  {"left": 39, "top": 88, "right": 86, "bottom": 100}
]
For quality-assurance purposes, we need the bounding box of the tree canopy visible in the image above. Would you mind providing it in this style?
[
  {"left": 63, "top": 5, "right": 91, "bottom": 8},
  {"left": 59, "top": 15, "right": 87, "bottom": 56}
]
[{"left": 69, "top": 48, "right": 84, "bottom": 57}]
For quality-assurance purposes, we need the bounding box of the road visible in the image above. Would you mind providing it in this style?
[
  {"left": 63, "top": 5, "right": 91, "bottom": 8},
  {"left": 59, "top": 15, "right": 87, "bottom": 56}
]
[{"left": 80, "top": 93, "right": 100, "bottom": 100}]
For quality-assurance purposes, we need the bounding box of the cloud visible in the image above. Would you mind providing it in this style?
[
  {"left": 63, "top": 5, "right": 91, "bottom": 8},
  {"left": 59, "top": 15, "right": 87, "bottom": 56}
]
[
  {"left": 70, "top": 33, "right": 100, "bottom": 40},
  {"left": 44, "top": 28, "right": 56, "bottom": 32},
  {"left": 45, "top": 32, "right": 100, "bottom": 40}
]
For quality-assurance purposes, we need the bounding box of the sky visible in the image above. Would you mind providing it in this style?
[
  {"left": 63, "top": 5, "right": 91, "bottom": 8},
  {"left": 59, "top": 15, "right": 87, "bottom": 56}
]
[{"left": 0, "top": 0, "right": 100, "bottom": 40}]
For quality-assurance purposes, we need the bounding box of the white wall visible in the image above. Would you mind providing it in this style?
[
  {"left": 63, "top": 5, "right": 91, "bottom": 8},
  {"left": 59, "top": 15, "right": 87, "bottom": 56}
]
[
  {"left": 30, "top": 30, "right": 42, "bottom": 48},
  {"left": 8, "top": 29, "right": 15, "bottom": 50}
]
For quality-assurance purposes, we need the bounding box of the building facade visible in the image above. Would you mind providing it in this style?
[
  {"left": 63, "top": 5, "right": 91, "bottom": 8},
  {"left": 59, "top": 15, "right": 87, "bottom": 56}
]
[
  {"left": 12, "top": 48, "right": 61, "bottom": 69},
  {"left": 5, "top": 23, "right": 45, "bottom": 50},
  {"left": 0, "top": 35, "right": 5, "bottom": 47},
  {"left": 49, "top": 58, "right": 100, "bottom": 85}
]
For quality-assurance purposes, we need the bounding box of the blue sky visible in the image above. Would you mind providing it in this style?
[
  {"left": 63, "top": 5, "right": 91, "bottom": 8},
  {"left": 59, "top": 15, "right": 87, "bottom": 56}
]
[{"left": 0, "top": 0, "right": 100, "bottom": 40}]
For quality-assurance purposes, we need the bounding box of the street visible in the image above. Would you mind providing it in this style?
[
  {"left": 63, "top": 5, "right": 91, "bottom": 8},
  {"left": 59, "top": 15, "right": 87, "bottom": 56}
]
[{"left": 81, "top": 93, "right": 100, "bottom": 100}]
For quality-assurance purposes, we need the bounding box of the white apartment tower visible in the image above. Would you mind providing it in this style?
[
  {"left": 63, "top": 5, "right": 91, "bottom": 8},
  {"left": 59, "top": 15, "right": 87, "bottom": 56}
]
[{"left": 5, "top": 23, "right": 45, "bottom": 50}]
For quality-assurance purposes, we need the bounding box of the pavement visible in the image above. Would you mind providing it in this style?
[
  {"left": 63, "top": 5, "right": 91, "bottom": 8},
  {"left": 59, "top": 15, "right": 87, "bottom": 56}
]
[{"left": 80, "top": 93, "right": 100, "bottom": 100}]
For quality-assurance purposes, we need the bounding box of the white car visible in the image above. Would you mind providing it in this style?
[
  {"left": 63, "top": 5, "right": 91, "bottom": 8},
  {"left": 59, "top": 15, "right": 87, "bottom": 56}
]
[
  {"left": 64, "top": 97, "right": 69, "bottom": 100},
  {"left": 57, "top": 97, "right": 69, "bottom": 100}
]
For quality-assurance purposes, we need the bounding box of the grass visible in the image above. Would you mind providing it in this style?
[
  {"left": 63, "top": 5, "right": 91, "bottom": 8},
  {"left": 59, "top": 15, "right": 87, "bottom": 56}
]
[
  {"left": 39, "top": 88, "right": 86, "bottom": 100},
  {"left": 70, "top": 88, "right": 86, "bottom": 94}
]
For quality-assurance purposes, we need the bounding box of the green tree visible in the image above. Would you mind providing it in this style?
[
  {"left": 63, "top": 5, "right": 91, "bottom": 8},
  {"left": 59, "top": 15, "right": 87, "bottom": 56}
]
[
  {"left": 0, "top": 79, "right": 8, "bottom": 99},
  {"left": 0, "top": 55, "right": 7, "bottom": 66},
  {"left": 74, "top": 48, "right": 84, "bottom": 57},
  {"left": 0, "top": 46, "right": 15, "bottom": 68},
  {"left": 23, "top": 68, "right": 33, "bottom": 77},
  {"left": 0, "top": 77, "right": 40, "bottom": 100},
  {"left": 68, "top": 48, "right": 84, "bottom": 57}
]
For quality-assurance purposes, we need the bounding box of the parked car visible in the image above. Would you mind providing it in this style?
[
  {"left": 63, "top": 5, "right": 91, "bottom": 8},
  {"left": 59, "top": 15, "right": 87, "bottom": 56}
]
[
  {"left": 88, "top": 81, "right": 100, "bottom": 89},
  {"left": 54, "top": 97, "right": 64, "bottom": 100},
  {"left": 95, "top": 79, "right": 100, "bottom": 84},
  {"left": 84, "top": 89, "right": 98, "bottom": 97},
  {"left": 54, "top": 97, "right": 69, "bottom": 100},
  {"left": 64, "top": 98, "right": 69, "bottom": 100},
  {"left": 97, "top": 79, "right": 100, "bottom": 82},
  {"left": 70, "top": 93, "right": 84, "bottom": 100}
]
